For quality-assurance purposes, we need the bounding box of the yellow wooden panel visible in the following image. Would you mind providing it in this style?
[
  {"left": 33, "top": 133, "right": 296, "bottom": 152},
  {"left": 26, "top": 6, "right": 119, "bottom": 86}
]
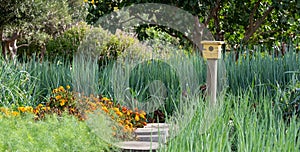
[{"left": 201, "top": 41, "right": 224, "bottom": 59}]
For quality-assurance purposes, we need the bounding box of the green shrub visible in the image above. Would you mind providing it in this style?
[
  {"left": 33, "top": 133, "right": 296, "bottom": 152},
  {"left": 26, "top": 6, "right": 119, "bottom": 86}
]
[
  {"left": 77, "top": 28, "right": 139, "bottom": 68},
  {"left": 46, "top": 22, "right": 90, "bottom": 61}
]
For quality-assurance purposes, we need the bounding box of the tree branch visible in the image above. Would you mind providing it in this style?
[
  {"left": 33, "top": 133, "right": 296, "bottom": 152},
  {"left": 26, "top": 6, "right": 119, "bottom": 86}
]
[
  {"left": 249, "top": 0, "right": 262, "bottom": 32},
  {"left": 204, "top": 0, "right": 221, "bottom": 27},
  {"left": 213, "top": 0, "right": 222, "bottom": 40},
  {"left": 17, "top": 43, "right": 30, "bottom": 48},
  {"left": 2, "top": 31, "right": 20, "bottom": 43},
  {"left": 243, "top": 4, "right": 275, "bottom": 43}
]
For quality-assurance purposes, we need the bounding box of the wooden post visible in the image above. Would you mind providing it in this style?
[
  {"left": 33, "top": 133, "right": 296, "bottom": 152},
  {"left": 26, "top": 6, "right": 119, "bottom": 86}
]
[
  {"left": 207, "top": 60, "right": 218, "bottom": 104},
  {"left": 201, "top": 41, "right": 224, "bottom": 104}
]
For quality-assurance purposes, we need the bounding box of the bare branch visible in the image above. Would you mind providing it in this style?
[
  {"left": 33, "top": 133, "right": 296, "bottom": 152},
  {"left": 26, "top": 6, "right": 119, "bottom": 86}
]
[{"left": 17, "top": 43, "right": 30, "bottom": 48}]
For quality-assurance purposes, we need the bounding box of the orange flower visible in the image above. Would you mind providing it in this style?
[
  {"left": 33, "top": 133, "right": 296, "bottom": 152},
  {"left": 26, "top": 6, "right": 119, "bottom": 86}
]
[
  {"left": 18, "top": 107, "right": 26, "bottom": 113},
  {"left": 60, "top": 99, "right": 66, "bottom": 106},
  {"left": 122, "top": 106, "right": 128, "bottom": 113},
  {"left": 55, "top": 95, "right": 62, "bottom": 100},
  {"left": 116, "top": 111, "right": 123, "bottom": 116},
  {"left": 113, "top": 107, "right": 120, "bottom": 112},
  {"left": 142, "top": 121, "right": 147, "bottom": 126},
  {"left": 101, "top": 106, "right": 109, "bottom": 113}
]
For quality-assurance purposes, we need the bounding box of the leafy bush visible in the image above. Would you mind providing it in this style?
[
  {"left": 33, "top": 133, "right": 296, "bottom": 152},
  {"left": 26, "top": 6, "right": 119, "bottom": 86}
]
[
  {"left": 46, "top": 22, "right": 90, "bottom": 61},
  {"left": 77, "top": 28, "right": 140, "bottom": 68}
]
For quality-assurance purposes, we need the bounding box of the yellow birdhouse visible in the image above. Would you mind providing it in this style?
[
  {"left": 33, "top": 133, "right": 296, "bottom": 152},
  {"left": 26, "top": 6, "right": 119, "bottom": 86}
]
[{"left": 201, "top": 41, "right": 224, "bottom": 59}]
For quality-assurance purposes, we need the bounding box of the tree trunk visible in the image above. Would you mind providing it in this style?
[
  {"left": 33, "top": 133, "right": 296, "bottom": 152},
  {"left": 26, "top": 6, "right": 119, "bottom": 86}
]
[
  {"left": 40, "top": 43, "right": 46, "bottom": 61},
  {"left": 0, "top": 27, "right": 6, "bottom": 59},
  {"left": 1, "top": 31, "right": 20, "bottom": 61}
]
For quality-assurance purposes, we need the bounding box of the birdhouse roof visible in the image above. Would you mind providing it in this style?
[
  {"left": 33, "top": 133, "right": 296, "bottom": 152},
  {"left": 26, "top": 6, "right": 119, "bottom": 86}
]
[{"left": 201, "top": 41, "right": 225, "bottom": 45}]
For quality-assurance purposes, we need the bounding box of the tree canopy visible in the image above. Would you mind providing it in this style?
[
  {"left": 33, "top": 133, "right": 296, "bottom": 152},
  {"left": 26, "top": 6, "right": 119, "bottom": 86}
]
[
  {"left": 85, "top": 0, "right": 300, "bottom": 47},
  {"left": 0, "top": 0, "right": 87, "bottom": 60}
]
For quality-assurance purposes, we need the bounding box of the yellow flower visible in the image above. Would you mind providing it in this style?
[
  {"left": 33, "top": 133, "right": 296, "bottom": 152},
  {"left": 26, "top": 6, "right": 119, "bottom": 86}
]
[
  {"left": 140, "top": 110, "right": 146, "bottom": 116},
  {"left": 91, "top": 0, "right": 94, "bottom": 4},
  {"left": 11, "top": 111, "right": 19, "bottom": 116},
  {"left": 135, "top": 115, "right": 140, "bottom": 121},
  {"left": 52, "top": 88, "right": 58, "bottom": 93},
  {"left": 102, "top": 97, "right": 110, "bottom": 102},
  {"left": 18, "top": 107, "right": 26, "bottom": 113},
  {"left": 116, "top": 111, "right": 123, "bottom": 117},
  {"left": 127, "top": 110, "right": 132, "bottom": 116},
  {"left": 140, "top": 114, "right": 145, "bottom": 119},
  {"left": 84, "top": 0, "right": 88, "bottom": 2},
  {"left": 58, "top": 86, "right": 65, "bottom": 92},
  {"left": 112, "top": 107, "right": 119, "bottom": 112},
  {"left": 60, "top": 99, "right": 66, "bottom": 106},
  {"left": 128, "top": 123, "right": 133, "bottom": 128},
  {"left": 37, "top": 104, "right": 43, "bottom": 108},
  {"left": 101, "top": 106, "right": 109, "bottom": 113},
  {"left": 25, "top": 106, "right": 33, "bottom": 113},
  {"left": 55, "top": 95, "right": 62, "bottom": 100},
  {"left": 66, "top": 85, "right": 71, "bottom": 90}
]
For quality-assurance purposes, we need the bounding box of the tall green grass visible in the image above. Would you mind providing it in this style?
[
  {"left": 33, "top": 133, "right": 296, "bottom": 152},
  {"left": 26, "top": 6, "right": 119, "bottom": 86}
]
[
  {"left": 0, "top": 58, "right": 40, "bottom": 106},
  {"left": 1, "top": 43, "right": 299, "bottom": 110},
  {"left": 225, "top": 45, "right": 300, "bottom": 95},
  {"left": 162, "top": 91, "right": 300, "bottom": 152}
]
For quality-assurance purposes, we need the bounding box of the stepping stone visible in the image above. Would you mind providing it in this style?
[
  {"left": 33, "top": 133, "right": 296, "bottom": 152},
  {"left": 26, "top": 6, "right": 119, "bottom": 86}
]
[
  {"left": 136, "top": 134, "right": 167, "bottom": 143},
  {"left": 144, "top": 123, "right": 170, "bottom": 129},
  {"left": 117, "top": 141, "right": 160, "bottom": 152},
  {"left": 134, "top": 128, "right": 169, "bottom": 136}
]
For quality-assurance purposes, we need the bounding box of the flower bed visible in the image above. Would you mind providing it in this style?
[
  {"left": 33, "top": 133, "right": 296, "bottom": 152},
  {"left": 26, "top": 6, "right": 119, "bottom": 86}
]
[{"left": 0, "top": 85, "right": 148, "bottom": 140}]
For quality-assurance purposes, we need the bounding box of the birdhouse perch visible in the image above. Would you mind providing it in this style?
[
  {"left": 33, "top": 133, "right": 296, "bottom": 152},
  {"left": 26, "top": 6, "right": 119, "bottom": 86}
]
[{"left": 201, "top": 41, "right": 224, "bottom": 59}]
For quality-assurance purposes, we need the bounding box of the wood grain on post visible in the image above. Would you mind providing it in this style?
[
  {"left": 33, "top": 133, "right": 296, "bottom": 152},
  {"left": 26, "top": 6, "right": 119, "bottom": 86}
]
[{"left": 207, "top": 60, "right": 218, "bottom": 105}]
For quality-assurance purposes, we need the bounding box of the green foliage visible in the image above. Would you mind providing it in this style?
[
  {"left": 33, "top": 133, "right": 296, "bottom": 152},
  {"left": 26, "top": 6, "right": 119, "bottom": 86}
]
[
  {"left": 67, "top": 0, "right": 89, "bottom": 22},
  {"left": 275, "top": 72, "right": 300, "bottom": 119},
  {"left": 0, "top": 58, "right": 40, "bottom": 107},
  {"left": 12, "top": 0, "right": 74, "bottom": 58},
  {"left": 163, "top": 91, "right": 300, "bottom": 151},
  {"left": 0, "top": 113, "right": 112, "bottom": 151},
  {"left": 225, "top": 46, "right": 300, "bottom": 95},
  {"left": 129, "top": 59, "right": 181, "bottom": 114},
  {"left": 46, "top": 22, "right": 90, "bottom": 61},
  {"left": 78, "top": 27, "right": 139, "bottom": 67},
  {"left": 0, "top": 0, "right": 33, "bottom": 28},
  {"left": 84, "top": 0, "right": 300, "bottom": 47}
]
